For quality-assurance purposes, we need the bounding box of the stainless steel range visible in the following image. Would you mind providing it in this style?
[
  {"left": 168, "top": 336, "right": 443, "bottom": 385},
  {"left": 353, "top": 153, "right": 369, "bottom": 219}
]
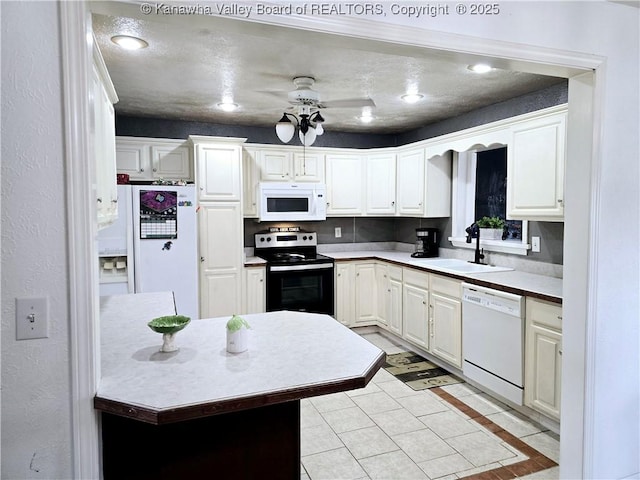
[{"left": 254, "top": 227, "right": 334, "bottom": 315}]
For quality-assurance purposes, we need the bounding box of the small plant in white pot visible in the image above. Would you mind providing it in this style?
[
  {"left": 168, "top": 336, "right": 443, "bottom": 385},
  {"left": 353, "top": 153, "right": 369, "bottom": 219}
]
[
  {"left": 476, "top": 216, "right": 506, "bottom": 240},
  {"left": 226, "top": 314, "right": 251, "bottom": 353}
]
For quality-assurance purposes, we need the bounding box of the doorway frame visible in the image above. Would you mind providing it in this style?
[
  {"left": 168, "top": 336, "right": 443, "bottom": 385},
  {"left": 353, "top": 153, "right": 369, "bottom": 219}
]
[{"left": 61, "top": 5, "right": 602, "bottom": 479}]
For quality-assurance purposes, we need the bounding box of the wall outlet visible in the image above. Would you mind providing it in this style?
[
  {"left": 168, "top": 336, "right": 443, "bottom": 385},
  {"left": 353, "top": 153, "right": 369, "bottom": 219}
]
[
  {"left": 16, "top": 297, "right": 49, "bottom": 340},
  {"left": 531, "top": 236, "right": 541, "bottom": 253},
  {"left": 335, "top": 227, "right": 342, "bottom": 238}
]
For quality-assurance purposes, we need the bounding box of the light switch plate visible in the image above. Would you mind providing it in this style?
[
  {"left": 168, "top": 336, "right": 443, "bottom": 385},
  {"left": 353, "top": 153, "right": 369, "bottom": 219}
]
[
  {"left": 335, "top": 227, "right": 342, "bottom": 238},
  {"left": 16, "top": 297, "right": 49, "bottom": 340}
]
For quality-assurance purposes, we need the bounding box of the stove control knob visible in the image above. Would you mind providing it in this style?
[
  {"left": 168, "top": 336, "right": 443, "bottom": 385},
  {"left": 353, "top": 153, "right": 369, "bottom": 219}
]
[
  {"left": 267, "top": 237, "right": 272, "bottom": 242},
  {"left": 259, "top": 237, "right": 265, "bottom": 242},
  {"left": 308, "top": 235, "right": 313, "bottom": 241},
  {"left": 303, "top": 236, "right": 308, "bottom": 240}
]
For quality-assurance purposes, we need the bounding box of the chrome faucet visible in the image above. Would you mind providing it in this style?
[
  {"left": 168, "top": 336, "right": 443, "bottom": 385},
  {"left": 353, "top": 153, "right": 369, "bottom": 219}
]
[{"left": 465, "top": 223, "right": 486, "bottom": 264}]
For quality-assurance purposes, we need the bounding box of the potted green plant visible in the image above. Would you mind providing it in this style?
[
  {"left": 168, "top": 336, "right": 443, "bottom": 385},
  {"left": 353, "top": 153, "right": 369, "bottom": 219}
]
[{"left": 476, "top": 216, "right": 506, "bottom": 240}]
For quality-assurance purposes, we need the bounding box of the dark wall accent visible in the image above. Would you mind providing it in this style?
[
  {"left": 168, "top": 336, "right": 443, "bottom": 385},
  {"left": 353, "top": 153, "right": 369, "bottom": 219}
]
[
  {"left": 528, "top": 221, "right": 564, "bottom": 264},
  {"left": 396, "top": 81, "right": 568, "bottom": 145},
  {"left": 116, "top": 81, "right": 568, "bottom": 149},
  {"left": 115, "top": 115, "right": 396, "bottom": 149}
]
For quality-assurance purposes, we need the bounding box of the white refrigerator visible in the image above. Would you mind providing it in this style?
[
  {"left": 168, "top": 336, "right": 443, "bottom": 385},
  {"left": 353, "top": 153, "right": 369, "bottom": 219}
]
[{"left": 98, "top": 185, "right": 199, "bottom": 321}]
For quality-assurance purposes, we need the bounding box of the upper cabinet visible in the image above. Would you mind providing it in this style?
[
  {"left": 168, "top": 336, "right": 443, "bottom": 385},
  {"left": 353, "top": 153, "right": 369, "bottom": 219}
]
[
  {"left": 507, "top": 110, "right": 566, "bottom": 221},
  {"left": 397, "top": 148, "right": 452, "bottom": 217},
  {"left": 191, "top": 136, "right": 245, "bottom": 201},
  {"left": 92, "top": 39, "right": 118, "bottom": 229},
  {"left": 365, "top": 152, "right": 396, "bottom": 215},
  {"left": 325, "top": 153, "right": 364, "bottom": 216},
  {"left": 116, "top": 137, "right": 193, "bottom": 182},
  {"left": 257, "top": 146, "right": 324, "bottom": 183}
]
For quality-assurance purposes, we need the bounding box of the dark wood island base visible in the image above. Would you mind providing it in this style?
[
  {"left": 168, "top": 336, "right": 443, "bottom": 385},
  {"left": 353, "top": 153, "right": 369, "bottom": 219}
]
[{"left": 101, "top": 400, "right": 301, "bottom": 480}]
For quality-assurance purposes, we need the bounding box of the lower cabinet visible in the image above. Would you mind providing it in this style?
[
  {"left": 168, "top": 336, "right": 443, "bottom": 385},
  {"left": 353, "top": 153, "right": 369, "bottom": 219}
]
[
  {"left": 243, "top": 266, "right": 265, "bottom": 314},
  {"left": 429, "top": 275, "right": 463, "bottom": 369},
  {"left": 334, "top": 262, "right": 355, "bottom": 326},
  {"left": 525, "top": 297, "right": 562, "bottom": 420},
  {"left": 402, "top": 268, "right": 430, "bottom": 349},
  {"left": 354, "top": 263, "right": 378, "bottom": 325},
  {"left": 332, "top": 261, "right": 463, "bottom": 370}
]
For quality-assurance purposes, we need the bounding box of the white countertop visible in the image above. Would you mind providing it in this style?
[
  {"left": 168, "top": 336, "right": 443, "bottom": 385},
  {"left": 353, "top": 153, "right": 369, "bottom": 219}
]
[
  {"left": 97, "top": 292, "right": 384, "bottom": 420},
  {"left": 323, "top": 250, "right": 562, "bottom": 301}
]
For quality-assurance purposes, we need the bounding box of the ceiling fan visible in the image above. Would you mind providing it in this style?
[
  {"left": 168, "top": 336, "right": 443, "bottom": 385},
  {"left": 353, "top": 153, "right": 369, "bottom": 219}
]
[
  {"left": 284, "top": 76, "right": 376, "bottom": 109},
  {"left": 274, "top": 76, "right": 376, "bottom": 146}
]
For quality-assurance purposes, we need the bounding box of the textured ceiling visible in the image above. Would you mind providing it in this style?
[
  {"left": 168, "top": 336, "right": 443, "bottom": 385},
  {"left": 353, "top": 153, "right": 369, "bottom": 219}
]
[{"left": 91, "top": 3, "right": 564, "bottom": 134}]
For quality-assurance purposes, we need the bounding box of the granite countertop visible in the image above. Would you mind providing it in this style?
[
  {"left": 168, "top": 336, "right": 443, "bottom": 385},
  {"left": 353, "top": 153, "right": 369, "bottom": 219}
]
[
  {"left": 95, "top": 292, "right": 385, "bottom": 425},
  {"left": 323, "top": 250, "right": 562, "bottom": 303}
]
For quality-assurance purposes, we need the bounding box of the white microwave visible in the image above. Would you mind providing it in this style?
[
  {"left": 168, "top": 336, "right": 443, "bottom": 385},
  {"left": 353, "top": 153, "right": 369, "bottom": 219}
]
[{"left": 258, "top": 182, "right": 327, "bottom": 221}]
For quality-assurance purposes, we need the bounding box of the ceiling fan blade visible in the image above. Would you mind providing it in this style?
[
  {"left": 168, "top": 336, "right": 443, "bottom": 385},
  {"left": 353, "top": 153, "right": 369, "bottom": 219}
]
[{"left": 318, "top": 98, "right": 376, "bottom": 109}]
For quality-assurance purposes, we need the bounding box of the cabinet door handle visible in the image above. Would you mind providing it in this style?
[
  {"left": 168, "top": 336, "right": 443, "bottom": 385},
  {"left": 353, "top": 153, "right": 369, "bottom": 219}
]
[
  {"left": 97, "top": 198, "right": 102, "bottom": 203},
  {"left": 140, "top": 168, "right": 144, "bottom": 172},
  {"left": 200, "top": 256, "right": 205, "bottom": 263},
  {"left": 391, "top": 201, "right": 395, "bottom": 206},
  {"left": 558, "top": 350, "right": 563, "bottom": 356},
  {"left": 111, "top": 199, "right": 118, "bottom": 204},
  {"left": 422, "top": 300, "right": 426, "bottom": 305},
  {"left": 558, "top": 199, "right": 563, "bottom": 204},
  {"left": 153, "top": 168, "right": 157, "bottom": 172}
]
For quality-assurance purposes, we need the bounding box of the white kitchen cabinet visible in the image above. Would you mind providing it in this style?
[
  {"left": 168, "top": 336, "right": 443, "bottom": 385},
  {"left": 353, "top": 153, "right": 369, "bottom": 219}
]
[
  {"left": 396, "top": 148, "right": 425, "bottom": 216},
  {"left": 429, "top": 274, "right": 462, "bottom": 368},
  {"left": 396, "top": 148, "right": 452, "bottom": 217},
  {"left": 242, "top": 147, "right": 259, "bottom": 217},
  {"left": 381, "top": 263, "right": 403, "bottom": 336},
  {"left": 402, "top": 268, "right": 430, "bottom": 349},
  {"left": 293, "top": 151, "right": 324, "bottom": 182},
  {"left": 198, "top": 203, "right": 243, "bottom": 318},
  {"left": 192, "top": 136, "right": 244, "bottom": 201},
  {"left": 366, "top": 153, "right": 396, "bottom": 215},
  {"left": 354, "top": 262, "right": 377, "bottom": 325},
  {"left": 259, "top": 149, "right": 293, "bottom": 181},
  {"left": 243, "top": 266, "right": 265, "bottom": 314},
  {"left": 335, "top": 262, "right": 355, "bottom": 326},
  {"left": 192, "top": 136, "right": 246, "bottom": 319},
  {"left": 92, "top": 43, "right": 118, "bottom": 229},
  {"left": 151, "top": 143, "right": 192, "bottom": 179},
  {"left": 525, "top": 297, "right": 563, "bottom": 420},
  {"left": 257, "top": 147, "right": 325, "bottom": 182},
  {"left": 116, "top": 137, "right": 192, "bottom": 182},
  {"left": 508, "top": 111, "right": 566, "bottom": 221},
  {"left": 325, "top": 153, "right": 364, "bottom": 215}
]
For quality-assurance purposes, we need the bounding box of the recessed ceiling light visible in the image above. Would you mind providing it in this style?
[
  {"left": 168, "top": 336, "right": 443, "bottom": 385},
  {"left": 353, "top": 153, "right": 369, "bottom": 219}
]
[
  {"left": 401, "top": 93, "right": 424, "bottom": 104},
  {"left": 468, "top": 63, "right": 493, "bottom": 74},
  {"left": 111, "top": 35, "right": 148, "bottom": 50},
  {"left": 217, "top": 102, "right": 239, "bottom": 112}
]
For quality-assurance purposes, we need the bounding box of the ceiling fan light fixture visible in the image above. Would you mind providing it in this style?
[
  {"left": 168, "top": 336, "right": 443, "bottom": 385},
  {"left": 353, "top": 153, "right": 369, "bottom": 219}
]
[
  {"left": 310, "top": 111, "right": 325, "bottom": 135},
  {"left": 401, "top": 93, "right": 424, "bottom": 104},
  {"left": 276, "top": 114, "right": 295, "bottom": 143},
  {"left": 111, "top": 35, "right": 148, "bottom": 50},
  {"left": 468, "top": 63, "right": 493, "bottom": 74},
  {"left": 299, "top": 127, "right": 317, "bottom": 146}
]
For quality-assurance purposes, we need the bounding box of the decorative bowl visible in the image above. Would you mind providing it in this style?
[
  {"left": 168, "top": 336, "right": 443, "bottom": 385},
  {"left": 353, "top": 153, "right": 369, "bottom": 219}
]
[
  {"left": 147, "top": 315, "right": 191, "bottom": 334},
  {"left": 147, "top": 315, "right": 191, "bottom": 352}
]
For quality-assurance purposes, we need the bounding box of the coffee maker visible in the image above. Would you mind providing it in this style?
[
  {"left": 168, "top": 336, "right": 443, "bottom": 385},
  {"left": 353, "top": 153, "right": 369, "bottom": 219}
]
[{"left": 411, "top": 228, "right": 439, "bottom": 258}]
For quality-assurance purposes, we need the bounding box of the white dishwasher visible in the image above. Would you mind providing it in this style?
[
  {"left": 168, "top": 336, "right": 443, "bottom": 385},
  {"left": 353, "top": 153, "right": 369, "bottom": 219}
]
[{"left": 462, "top": 283, "right": 525, "bottom": 405}]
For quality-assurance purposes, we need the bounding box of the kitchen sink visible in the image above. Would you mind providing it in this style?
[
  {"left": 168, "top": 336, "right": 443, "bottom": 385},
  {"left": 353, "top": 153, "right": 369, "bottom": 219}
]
[{"left": 412, "top": 258, "right": 513, "bottom": 274}]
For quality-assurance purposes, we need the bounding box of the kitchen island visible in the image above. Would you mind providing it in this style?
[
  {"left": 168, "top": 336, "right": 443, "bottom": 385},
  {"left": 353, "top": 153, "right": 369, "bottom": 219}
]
[{"left": 96, "top": 292, "right": 385, "bottom": 479}]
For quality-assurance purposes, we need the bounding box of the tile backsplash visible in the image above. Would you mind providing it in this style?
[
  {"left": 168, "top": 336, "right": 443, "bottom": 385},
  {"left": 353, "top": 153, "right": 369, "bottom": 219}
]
[{"left": 244, "top": 216, "right": 563, "bottom": 267}]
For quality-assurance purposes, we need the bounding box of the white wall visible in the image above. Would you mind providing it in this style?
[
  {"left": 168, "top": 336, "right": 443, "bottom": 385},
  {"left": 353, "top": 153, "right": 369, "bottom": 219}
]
[{"left": 1, "top": 2, "right": 74, "bottom": 478}]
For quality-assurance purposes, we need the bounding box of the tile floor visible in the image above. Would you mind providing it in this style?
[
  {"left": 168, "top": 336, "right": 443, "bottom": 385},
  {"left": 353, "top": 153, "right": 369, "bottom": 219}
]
[{"left": 300, "top": 332, "right": 560, "bottom": 480}]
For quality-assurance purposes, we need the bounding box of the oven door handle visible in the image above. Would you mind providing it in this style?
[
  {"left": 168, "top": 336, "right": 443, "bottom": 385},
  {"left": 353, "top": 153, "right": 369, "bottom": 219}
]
[{"left": 270, "top": 263, "right": 334, "bottom": 272}]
